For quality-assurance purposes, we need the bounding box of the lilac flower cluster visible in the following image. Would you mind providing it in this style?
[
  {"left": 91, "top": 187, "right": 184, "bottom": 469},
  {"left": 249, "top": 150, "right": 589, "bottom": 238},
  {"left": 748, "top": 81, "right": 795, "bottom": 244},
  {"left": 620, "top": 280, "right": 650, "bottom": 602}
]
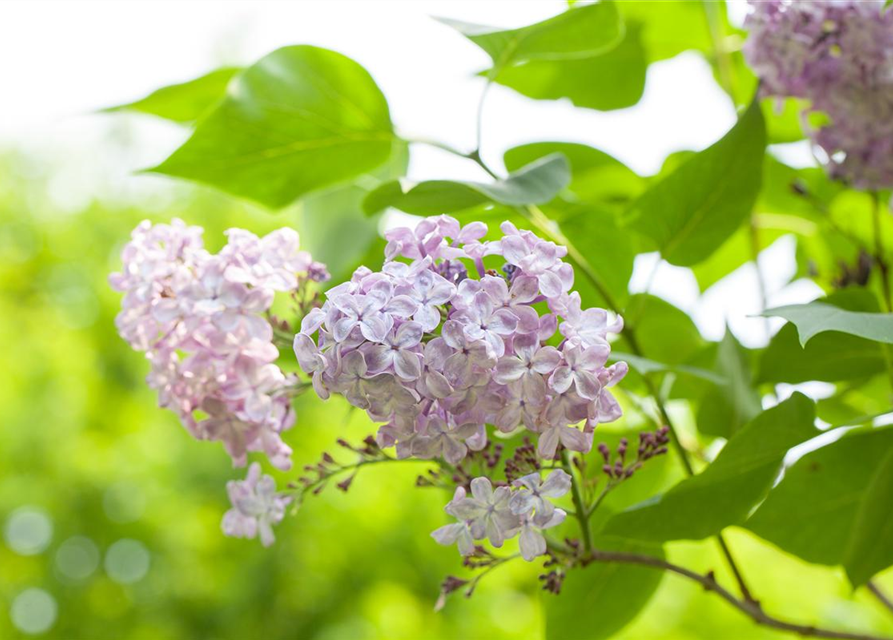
[
  {"left": 744, "top": 0, "right": 893, "bottom": 189},
  {"left": 293, "top": 216, "right": 627, "bottom": 464},
  {"left": 110, "top": 219, "right": 329, "bottom": 471},
  {"left": 432, "top": 471, "right": 570, "bottom": 561},
  {"left": 222, "top": 462, "right": 292, "bottom": 547}
]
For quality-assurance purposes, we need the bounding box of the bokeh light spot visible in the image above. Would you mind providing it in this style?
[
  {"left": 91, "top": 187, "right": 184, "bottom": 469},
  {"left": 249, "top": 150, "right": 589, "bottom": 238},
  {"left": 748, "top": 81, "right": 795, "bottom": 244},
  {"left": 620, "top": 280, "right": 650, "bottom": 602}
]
[
  {"left": 4, "top": 507, "right": 53, "bottom": 556},
  {"left": 10, "top": 588, "right": 58, "bottom": 635},
  {"left": 104, "top": 539, "right": 150, "bottom": 584},
  {"left": 55, "top": 536, "right": 100, "bottom": 581}
]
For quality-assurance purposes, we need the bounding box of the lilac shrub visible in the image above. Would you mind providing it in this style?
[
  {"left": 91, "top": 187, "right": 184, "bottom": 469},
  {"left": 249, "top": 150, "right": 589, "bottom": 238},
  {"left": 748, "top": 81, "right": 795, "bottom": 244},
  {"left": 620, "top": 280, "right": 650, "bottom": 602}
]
[{"left": 744, "top": 0, "right": 893, "bottom": 189}]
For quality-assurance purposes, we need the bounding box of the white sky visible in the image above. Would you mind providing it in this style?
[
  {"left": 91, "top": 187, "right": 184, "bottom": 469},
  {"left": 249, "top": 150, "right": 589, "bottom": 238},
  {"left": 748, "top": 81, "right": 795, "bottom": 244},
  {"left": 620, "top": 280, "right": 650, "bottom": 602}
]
[{"left": 0, "top": 0, "right": 823, "bottom": 349}]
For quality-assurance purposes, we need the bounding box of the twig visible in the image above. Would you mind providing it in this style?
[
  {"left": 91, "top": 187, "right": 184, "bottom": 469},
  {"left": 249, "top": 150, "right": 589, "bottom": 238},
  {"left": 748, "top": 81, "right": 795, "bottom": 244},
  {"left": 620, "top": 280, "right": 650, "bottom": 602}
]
[
  {"left": 868, "top": 581, "right": 893, "bottom": 617},
  {"left": 585, "top": 549, "right": 892, "bottom": 640},
  {"left": 562, "top": 450, "right": 592, "bottom": 552}
]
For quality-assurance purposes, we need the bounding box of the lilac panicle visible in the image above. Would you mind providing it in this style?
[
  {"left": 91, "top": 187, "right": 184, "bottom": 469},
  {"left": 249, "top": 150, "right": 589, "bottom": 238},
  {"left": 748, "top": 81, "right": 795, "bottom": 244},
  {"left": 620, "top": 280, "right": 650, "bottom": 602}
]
[
  {"left": 294, "top": 215, "right": 627, "bottom": 466},
  {"left": 110, "top": 219, "right": 324, "bottom": 473},
  {"left": 744, "top": 1, "right": 893, "bottom": 189}
]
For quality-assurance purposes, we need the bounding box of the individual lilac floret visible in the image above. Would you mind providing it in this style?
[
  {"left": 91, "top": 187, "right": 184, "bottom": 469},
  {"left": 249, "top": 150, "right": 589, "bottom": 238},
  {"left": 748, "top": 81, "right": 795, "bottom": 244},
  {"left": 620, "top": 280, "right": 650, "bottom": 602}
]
[
  {"left": 110, "top": 219, "right": 325, "bottom": 471},
  {"left": 432, "top": 473, "right": 568, "bottom": 562},
  {"left": 294, "top": 215, "right": 627, "bottom": 466},
  {"left": 509, "top": 469, "right": 571, "bottom": 527},
  {"left": 518, "top": 509, "right": 566, "bottom": 562},
  {"left": 431, "top": 486, "right": 476, "bottom": 556},
  {"left": 222, "top": 463, "right": 291, "bottom": 547},
  {"left": 743, "top": 1, "right": 893, "bottom": 189}
]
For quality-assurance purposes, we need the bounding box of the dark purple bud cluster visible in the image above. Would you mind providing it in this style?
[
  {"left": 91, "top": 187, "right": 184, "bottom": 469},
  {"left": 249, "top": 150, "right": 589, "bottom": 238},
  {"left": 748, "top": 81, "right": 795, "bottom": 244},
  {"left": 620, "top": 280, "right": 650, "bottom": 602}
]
[
  {"left": 289, "top": 436, "right": 386, "bottom": 496},
  {"left": 598, "top": 426, "right": 670, "bottom": 481},
  {"left": 504, "top": 438, "right": 541, "bottom": 483}
]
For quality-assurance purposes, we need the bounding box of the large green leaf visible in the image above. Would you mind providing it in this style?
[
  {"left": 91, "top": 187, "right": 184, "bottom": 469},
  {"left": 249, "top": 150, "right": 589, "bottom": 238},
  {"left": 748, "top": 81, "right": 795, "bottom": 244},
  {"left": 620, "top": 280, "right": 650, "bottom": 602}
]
[
  {"left": 617, "top": 0, "right": 713, "bottom": 61},
  {"left": 488, "top": 22, "right": 647, "bottom": 112},
  {"left": 544, "top": 536, "right": 665, "bottom": 640},
  {"left": 691, "top": 223, "right": 788, "bottom": 293},
  {"left": 746, "top": 426, "right": 893, "bottom": 587},
  {"left": 762, "top": 303, "right": 893, "bottom": 346},
  {"left": 150, "top": 46, "right": 395, "bottom": 208},
  {"left": 757, "top": 289, "right": 888, "bottom": 384},
  {"left": 559, "top": 204, "right": 635, "bottom": 308},
  {"left": 106, "top": 67, "right": 240, "bottom": 123},
  {"left": 299, "top": 141, "right": 408, "bottom": 283},
  {"left": 602, "top": 393, "right": 818, "bottom": 542},
  {"left": 619, "top": 294, "right": 705, "bottom": 365},
  {"left": 696, "top": 330, "right": 762, "bottom": 438},
  {"left": 362, "top": 153, "right": 570, "bottom": 215},
  {"left": 439, "top": 2, "right": 622, "bottom": 71},
  {"left": 621, "top": 99, "right": 766, "bottom": 266},
  {"left": 503, "top": 142, "right": 643, "bottom": 205}
]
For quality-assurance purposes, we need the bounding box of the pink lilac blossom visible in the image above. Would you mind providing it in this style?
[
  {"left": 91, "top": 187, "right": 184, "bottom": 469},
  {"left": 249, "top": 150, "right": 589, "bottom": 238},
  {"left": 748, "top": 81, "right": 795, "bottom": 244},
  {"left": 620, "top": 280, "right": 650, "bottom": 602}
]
[
  {"left": 222, "top": 462, "right": 292, "bottom": 547},
  {"left": 432, "top": 471, "right": 570, "bottom": 561},
  {"left": 294, "top": 215, "right": 627, "bottom": 464},
  {"left": 110, "top": 219, "right": 327, "bottom": 472},
  {"left": 744, "top": 0, "right": 893, "bottom": 189}
]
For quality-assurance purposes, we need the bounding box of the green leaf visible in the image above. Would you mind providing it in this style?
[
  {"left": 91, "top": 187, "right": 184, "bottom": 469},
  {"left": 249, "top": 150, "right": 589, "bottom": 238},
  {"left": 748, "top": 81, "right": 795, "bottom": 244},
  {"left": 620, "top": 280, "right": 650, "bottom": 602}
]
[
  {"left": 845, "top": 447, "right": 893, "bottom": 586},
  {"left": 362, "top": 153, "right": 570, "bottom": 215},
  {"left": 439, "top": 2, "right": 622, "bottom": 71},
  {"left": 621, "top": 99, "right": 766, "bottom": 266},
  {"left": 619, "top": 294, "right": 705, "bottom": 366},
  {"left": 106, "top": 67, "right": 240, "bottom": 123},
  {"left": 762, "top": 302, "right": 893, "bottom": 346},
  {"left": 746, "top": 426, "right": 893, "bottom": 587},
  {"left": 696, "top": 330, "right": 762, "bottom": 438},
  {"left": 559, "top": 205, "right": 635, "bottom": 308},
  {"left": 762, "top": 97, "right": 808, "bottom": 144},
  {"left": 757, "top": 288, "right": 889, "bottom": 384},
  {"left": 602, "top": 393, "right": 818, "bottom": 542},
  {"left": 487, "top": 22, "right": 647, "bottom": 112},
  {"left": 503, "top": 142, "right": 643, "bottom": 204},
  {"left": 691, "top": 224, "right": 787, "bottom": 293},
  {"left": 299, "top": 140, "right": 408, "bottom": 283},
  {"left": 150, "top": 46, "right": 395, "bottom": 208},
  {"left": 617, "top": 0, "right": 713, "bottom": 62},
  {"left": 544, "top": 536, "right": 665, "bottom": 640}
]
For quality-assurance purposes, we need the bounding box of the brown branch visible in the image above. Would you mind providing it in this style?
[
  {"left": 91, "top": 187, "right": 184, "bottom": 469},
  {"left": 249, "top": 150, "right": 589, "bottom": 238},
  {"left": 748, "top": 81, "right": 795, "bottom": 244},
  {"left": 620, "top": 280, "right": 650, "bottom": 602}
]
[{"left": 585, "top": 549, "right": 891, "bottom": 640}]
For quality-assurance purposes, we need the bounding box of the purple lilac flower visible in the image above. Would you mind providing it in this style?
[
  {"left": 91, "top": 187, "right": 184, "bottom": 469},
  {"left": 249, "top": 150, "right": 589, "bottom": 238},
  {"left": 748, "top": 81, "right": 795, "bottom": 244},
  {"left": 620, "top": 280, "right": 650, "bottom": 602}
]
[
  {"left": 110, "top": 219, "right": 324, "bottom": 473},
  {"left": 509, "top": 469, "right": 571, "bottom": 527},
  {"left": 222, "top": 462, "right": 291, "bottom": 547},
  {"left": 744, "top": 1, "right": 893, "bottom": 189},
  {"left": 432, "top": 473, "right": 568, "bottom": 562},
  {"left": 295, "top": 215, "right": 627, "bottom": 465}
]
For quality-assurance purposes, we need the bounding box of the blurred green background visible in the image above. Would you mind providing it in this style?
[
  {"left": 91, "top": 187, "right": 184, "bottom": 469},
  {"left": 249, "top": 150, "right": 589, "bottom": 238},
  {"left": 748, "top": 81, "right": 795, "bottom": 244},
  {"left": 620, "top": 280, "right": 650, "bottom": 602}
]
[{"left": 2, "top": 142, "right": 893, "bottom": 640}]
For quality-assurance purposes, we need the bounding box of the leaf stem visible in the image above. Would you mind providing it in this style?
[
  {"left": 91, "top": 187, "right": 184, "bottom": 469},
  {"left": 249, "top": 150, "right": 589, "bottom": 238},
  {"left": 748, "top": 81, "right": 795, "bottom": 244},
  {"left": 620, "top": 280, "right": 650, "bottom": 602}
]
[
  {"left": 562, "top": 450, "right": 592, "bottom": 553},
  {"left": 584, "top": 481, "right": 615, "bottom": 520},
  {"left": 869, "top": 580, "right": 893, "bottom": 618},
  {"left": 584, "top": 548, "right": 891, "bottom": 640}
]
